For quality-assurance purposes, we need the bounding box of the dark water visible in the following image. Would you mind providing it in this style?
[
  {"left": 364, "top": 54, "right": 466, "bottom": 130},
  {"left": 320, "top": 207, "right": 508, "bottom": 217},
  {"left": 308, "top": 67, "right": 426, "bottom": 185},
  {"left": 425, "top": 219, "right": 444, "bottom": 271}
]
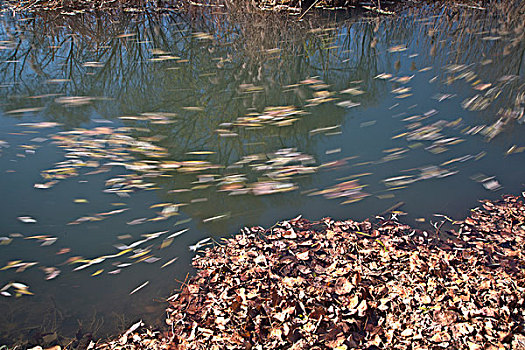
[{"left": 0, "top": 4, "right": 524, "bottom": 345}]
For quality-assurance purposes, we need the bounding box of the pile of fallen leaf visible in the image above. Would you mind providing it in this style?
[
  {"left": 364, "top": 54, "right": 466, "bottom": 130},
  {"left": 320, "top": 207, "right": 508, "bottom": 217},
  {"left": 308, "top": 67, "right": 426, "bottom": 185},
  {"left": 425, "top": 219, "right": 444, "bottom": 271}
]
[
  {"left": 99, "top": 194, "right": 525, "bottom": 350},
  {"left": 93, "top": 321, "right": 166, "bottom": 350}
]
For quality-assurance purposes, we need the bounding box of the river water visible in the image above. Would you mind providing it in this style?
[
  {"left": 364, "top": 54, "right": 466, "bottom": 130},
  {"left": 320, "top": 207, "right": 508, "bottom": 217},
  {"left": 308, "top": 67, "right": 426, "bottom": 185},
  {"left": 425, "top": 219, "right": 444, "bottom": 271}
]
[{"left": 0, "top": 3, "right": 524, "bottom": 345}]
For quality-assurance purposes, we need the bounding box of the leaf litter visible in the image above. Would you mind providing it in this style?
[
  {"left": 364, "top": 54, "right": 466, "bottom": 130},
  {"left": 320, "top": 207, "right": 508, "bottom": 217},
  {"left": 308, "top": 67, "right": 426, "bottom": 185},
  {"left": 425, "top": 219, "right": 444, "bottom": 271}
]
[{"left": 98, "top": 194, "right": 525, "bottom": 349}]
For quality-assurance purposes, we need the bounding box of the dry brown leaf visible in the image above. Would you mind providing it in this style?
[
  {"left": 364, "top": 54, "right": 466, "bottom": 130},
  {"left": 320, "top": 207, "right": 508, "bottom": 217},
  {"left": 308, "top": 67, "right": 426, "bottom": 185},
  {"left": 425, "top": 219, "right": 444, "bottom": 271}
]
[{"left": 334, "top": 277, "right": 353, "bottom": 295}]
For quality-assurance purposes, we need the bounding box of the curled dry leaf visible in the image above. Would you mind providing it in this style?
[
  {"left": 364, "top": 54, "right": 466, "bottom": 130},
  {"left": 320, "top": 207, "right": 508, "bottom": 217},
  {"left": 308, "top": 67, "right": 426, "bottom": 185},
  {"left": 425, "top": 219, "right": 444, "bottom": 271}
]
[{"left": 334, "top": 277, "right": 353, "bottom": 295}]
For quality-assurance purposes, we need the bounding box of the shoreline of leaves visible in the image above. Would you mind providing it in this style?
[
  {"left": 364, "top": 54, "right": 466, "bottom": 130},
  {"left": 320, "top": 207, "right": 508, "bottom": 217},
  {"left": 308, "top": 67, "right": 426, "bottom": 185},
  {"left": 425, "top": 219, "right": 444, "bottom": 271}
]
[{"left": 96, "top": 193, "right": 525, "bottom": 350}]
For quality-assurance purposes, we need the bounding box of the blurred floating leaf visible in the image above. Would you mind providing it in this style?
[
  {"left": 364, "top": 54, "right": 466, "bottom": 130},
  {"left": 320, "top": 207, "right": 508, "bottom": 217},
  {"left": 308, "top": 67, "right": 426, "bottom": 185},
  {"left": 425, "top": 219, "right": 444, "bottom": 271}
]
[
  {"left": 161, "top": 258, "right": 178, "bottom": 269},
  {"left": 83, "top": 61, "right": 104, "bottom": 68},
  {"left": 186, "top": 151, "right": 215, "bottom": 155},
  {"left": 91, "top": 269, "right": 104, "bottom": 276},
  {"left": 388, "top": 45, "right": 407, "bottom": 53},
  {"left": 18, "top": 122, "right": 60, "bottom": 128},
  {"left": 202, "top": 213, "right": 229, "bottom": 223},
  {"left": 6, "top": 107, "right": 44, "bottom": 114},
  {"left": 42, "top": 267, "right": 61, "bottom": 280},
  {"left": 160, "top": 238, "right": 174, "bottom": 249},
  {"left": 129, "top": 281, "right": 149, "bottom": 295},
  {"left": 182, "top": 106, "right": 204, "bottom": 111},
  {"left": 340, "top": 88, "right": 365, "bottom": 95},
  {"left": 17, "top": 216, "right": 37, "bottom": 224},
  {"left": 55, "top": 96, "right": 95, "bottom": 107},
  {"left": 34, "top": 181, "right": 58, "bottom": 189},
  {"left": 0, "top": 237, "right": 13, "bottom": 246},
  {"left": 473, "top": 83, "right": 491, "bottom": 91}
]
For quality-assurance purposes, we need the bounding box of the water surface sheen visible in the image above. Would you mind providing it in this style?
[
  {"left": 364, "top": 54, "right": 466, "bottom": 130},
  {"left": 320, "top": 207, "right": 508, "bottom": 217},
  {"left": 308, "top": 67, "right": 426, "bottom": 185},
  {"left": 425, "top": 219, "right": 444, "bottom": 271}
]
[{"left": 0, "top": 5, "right": 524, "bottom": 344}]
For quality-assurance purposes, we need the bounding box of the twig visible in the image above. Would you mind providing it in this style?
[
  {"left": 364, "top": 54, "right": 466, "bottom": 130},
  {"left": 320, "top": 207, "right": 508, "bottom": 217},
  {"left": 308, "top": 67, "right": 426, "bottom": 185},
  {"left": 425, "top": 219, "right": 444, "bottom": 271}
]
[
  {"left": 435, "top": 220, "right": 445, "bottom": 236},
  {"left": 380, "top": 201, "right": 404, "bottom": 216},
  {"left": 454, "top": 3, "right": 486, "bottom": 10},
  {"left": 297, "top": 0, "right": 321, "bottom": 21}
]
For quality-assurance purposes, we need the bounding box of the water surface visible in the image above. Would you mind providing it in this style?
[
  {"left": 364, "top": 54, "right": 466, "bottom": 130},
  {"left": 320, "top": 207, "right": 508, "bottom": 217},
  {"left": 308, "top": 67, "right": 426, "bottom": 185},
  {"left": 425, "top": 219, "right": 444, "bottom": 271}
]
[{"left": 0, "top": 4, "right": 524, "bottom": 344}]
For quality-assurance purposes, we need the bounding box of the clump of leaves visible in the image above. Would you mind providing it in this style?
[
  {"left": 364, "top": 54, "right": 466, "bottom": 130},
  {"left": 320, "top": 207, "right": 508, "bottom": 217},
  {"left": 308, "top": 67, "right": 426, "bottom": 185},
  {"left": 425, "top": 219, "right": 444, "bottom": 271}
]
[{"left": 164, "top": 194, "right": 525, "bottom": 349}]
